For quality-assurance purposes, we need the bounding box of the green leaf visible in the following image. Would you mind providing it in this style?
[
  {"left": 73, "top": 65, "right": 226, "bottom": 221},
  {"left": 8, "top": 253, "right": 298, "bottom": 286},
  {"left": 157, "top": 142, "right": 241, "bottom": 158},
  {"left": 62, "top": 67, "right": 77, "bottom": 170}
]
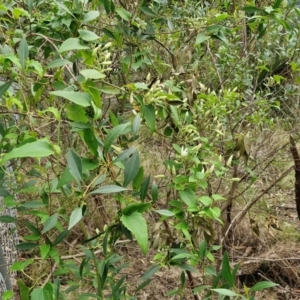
[
  {"left": 151, "top": 181, "right": 158, "bottom": 202},
  {"left": 53, "top": 0, "right": 75, "bottom": 18},
  {"left": 179, "top": 189, "right": 197, "bottom": 207},
  {"left": 40, "top": 244, "right": 51, "bottom": 259},
  {"left": 80, "top": 69, "right": 106, "bottom": 80},
  {"left": 195, "top": 34, "right": 210, "bottom": 45},
  {"left": 10, "top": 259, "right": 34, "bottom": 271},
  {"left": 221, "top": 251, "right": 234, "bottom": 286},
  {"left": 2, "top": 139, "right": 54, "bottom": 162},
  {"left": 0, "top": 215, "right": 17, "bottom": 223},
  {"left": 42, "top": 213, "right": 58, "bottom": 234},
  {"left": 140, "top": 265, "right": 160, "bottom": 281},
  {"left": 18, "top": 35, "right": 29, "bottom": 70},
  {"left": 104, "top": 122, "right": 131, "bottom": 153},
  {"left": 155, "top": 209, "right": 174, "bottom": 216},
  {"left": 114, "top": 147, "right": 138, "bottom": 162},
  {"left": 16, "top": 243, "right": 39, "bottom": 250},
  {"left": 78, "top": 29, "right": 100, "bottom": 41},
  {"left": 140, "top": 175, "right": 150, "bottom": 202},
  {"left": 68, "top": 207, "right": 84, "bottom": 230},
  {"left": 133, "top": 113, "right": 141, "bottom": 136},
  {"left": 0, "top": 82, "right": 12, "bottom": 98},
  {"left": 67, "top": 149, "right": 83, "bottom": 182},
  {"left": 65, "top": 103, "right": 88, "bottom": 122},
  {"left": 122, "top": 203, "right": 151, "bottom": 215},
  {"left": 198, "top": 240, "right": 207, "bottom": 260},
  {"left": 90, "top": 185, "right": 128, "bottom": 194},
  {"left": 58, "top": 38, "right": 89, "bottom": 53},
  {"left": 52, "top": 229, "right": 69, "bottom": 246},
  {"left": 140, "top": 6, "right": 156, "bottom": 17},
  {"left": 50, "top": 91, "right": 91, "bottom": 107},
  {"left": 199, "top": 196, "right": 212, "bottom": 206},
  {"left": 123, "top": 151, "right": 140, "bottom": 187},
  {"left": 121, "top": 212, "right": 148, "bottom": 254},
  {"left": 20, "top": 201, "right": 46, "bottom": 208},
  {"left": 249, "top": 281, "right": 278, "bottom": 292},
  {"left": 46, "top": 59, "right": 72, "bottom": 69},
  {"left": 143, "top": 104, "right": 155, "bottom": 133},
  {"left": 2, "top": 290, "right": 14, "bottom": 300},
  {"left": 83, "top": 10, "right": 100, "bottom": 23},
  {"left": 211, "top": 289, "right": 240, "bottom": 297},
  {"left": 116, "top": 7, "right": 131, "bottom": 21},
  {"left": 18, "top": 279, "right": 30, "bottom": 300}
]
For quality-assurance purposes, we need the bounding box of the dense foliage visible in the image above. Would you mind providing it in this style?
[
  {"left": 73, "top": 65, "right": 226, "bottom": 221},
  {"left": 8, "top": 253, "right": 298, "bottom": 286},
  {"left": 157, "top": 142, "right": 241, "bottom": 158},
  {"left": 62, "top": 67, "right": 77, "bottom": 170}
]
[{"left": 0, "top": 0, "right": 299, "bottom": 299}]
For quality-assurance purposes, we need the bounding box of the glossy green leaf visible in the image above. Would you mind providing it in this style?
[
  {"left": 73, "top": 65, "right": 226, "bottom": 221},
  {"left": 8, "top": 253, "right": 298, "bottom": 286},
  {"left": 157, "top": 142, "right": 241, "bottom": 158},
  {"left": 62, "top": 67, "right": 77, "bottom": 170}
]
[
  {"left": 116, "top": 7, "right": 131, "bottom": 21},
  {"left": 121, "top": 212, "right": 148, "bottom": 254},
  {"left": 104, "top": 122, "right": 131, "bottom": 153},
  {"left": 122, "top": 203, "right": 151, "bottom": 215},
  {"left": 18, "top": 279, "right": 29, "bottom": 300},
  {"left": 124, "top": 151, "right": 140, "bottom": 187},
  {"left": 0, "top": 82, "right": 12, "bottom": 98},
  {"left": 40, "top": 244, "right": 51, "bottom": 259},
  {"left": 179, "top": 189, "right": 197, "bottom": 207},
  {"left": 18, "top": 35, "right": 29, "bottom": 70},
  {"left": 0, "top": 215, "right": 17, "bottom": 223},
  {"left": 155, "top": 209, "right": 174, "bottom": 216},
  {"left": 80, "top": 69, "right": 106, "bottom": 79},
  {"left": 46, "top": 59, "right": 72, "bottom": 69},
  {"left": 2, "top": 139, "right": 54, "bottom": 162},
  {"left": 67, "top": 149, "right": 83, "bottom": 182},
  {"left": 114, "top": 147, "right": 138, "bottom": 162},
  {"left": 90, "top": 185, "right": 128, "bottom": 194},
  {"left": 249, "top": 281, "right": 278, "bottom": 292},
  {"left": 195, "top": 34, "right": 210, "bottom": 45},
  {"left": 68, "top": 207, "right": 84, "bottom": 230},
  {"left": 16, "top": 243, "right": 39, "bottom": 250},
  {"left": 211, "top": 289, "right": 240, "bottom": 297},
  {"left": 151, "top": 181, "right": 158, "bottom": 202},
  {"left": 42, "top": 213, "right": 58, "bottom": 234},
  {"left": 143, "top": 104, "right": 155, "bottom": 133},
  {"left": 78, "top": 29, "right": 100, "bottom": 41},
  {"left": 221, "top": 251, "right": 234, "bottom": 286},
  {"left": 58, "top": 38, "right": 89, "bottom": 53},
  {"left": 50, "top": 91, "right": 91, "bottom": 107}
]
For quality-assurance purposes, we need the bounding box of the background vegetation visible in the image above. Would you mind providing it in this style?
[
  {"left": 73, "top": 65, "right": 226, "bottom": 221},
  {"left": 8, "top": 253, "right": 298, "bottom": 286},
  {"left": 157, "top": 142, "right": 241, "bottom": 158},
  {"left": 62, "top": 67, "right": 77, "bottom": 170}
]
[{"left": 1, "top": 0, "right": 300, "bottom": 299}]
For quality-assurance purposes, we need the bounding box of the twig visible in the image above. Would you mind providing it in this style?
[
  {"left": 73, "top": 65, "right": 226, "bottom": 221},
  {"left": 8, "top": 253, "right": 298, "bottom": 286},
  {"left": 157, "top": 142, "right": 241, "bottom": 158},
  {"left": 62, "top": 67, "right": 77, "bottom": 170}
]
[{"left": 221, "top": 165, "right": 294, "bottom": 243}]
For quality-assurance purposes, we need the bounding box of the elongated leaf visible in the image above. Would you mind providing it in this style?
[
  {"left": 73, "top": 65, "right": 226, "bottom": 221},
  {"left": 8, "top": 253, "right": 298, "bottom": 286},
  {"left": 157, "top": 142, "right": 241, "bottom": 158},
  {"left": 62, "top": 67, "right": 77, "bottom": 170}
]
[
  {"left": 143, "top": 104, "right": 155, "bottom": 133},
  {"left": 155, "top": 209, "right": 174, "bottom": 216},
  {"left": 0, "top": 215, "right": 17, "bottom": 223},
  {"left": 0, "top": 82, "right": 12, "bottom": 98},
  {"left": 18, "top": 35, "right": 29, "bottom": 70},
  {"left": 42, "top": 213, "right": 58, "bottom": 234},
  {"left": 16, "top": 243, "right": 39, "bottom": 250},
  {"left": 122, "top": 203, "right": 151, "bottom": 215},
  {"left": 78, "top": 30, "right": 100, "bottom": 41},
  {"left": 114, "top": 147, "right": 137, "bottom": 163},
  {"left": 2, "top": 139, "right": 54, "bottom": 162},
  {"left": 53, "top": 229, "right": 69, "bottom": 246},
  {"left": 50, "top": 91, "right": 91, "bottom": 107},
  {"left": 67, "top": 149, "right": 82, "bottom": 182},
  {"left": 123, "top": 151, "right": 140, "bottom": 187},
  {"left": 140, "top": 175, "right": 150, "bottom": 202},
  {"left": 141, "top": 265, "right": 160, "bottom": 281},
  {"left": 211, "top": 289, "right": 240, "bottom": 297},
  {"left": 221, "top": 251, "right": 234, "bottom": 286},
  {"left": 249, "top": 281, "right": 278, "bottom": 292},
  {"left": 195, "top": 34, "right": 210, "bottom": 45},
  {"left": 58, "top": 38, "right": 89, "bottom": 53},
  {"left": 18, "top": 279, "right": 29, "bottom": 300},
  {"left": 80, "top": 69, "right": 105, "bottom": 79},
  {"left": 151, "top": 181, "right": 158, "bottom": 202},
  {"left": 46, "top": 59, "right": 72, "bottom": 69},
  {"left": 68, "top": 207, "right": 84, "bottom": 230},
  {"left": 104, "top": 122, "right": 130, "bottom": 153},
  {"left": 116, "top": 7, "right": 131, "bottom": 21},
  {"left": 90, "top": 185, "right": 128, "bottom": 194},
  {"left": 53, "top": 0, "right": 75, "bottom": 18},
  {"left": 121, "top": 212, "right": 148, "bottom": 254}
]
